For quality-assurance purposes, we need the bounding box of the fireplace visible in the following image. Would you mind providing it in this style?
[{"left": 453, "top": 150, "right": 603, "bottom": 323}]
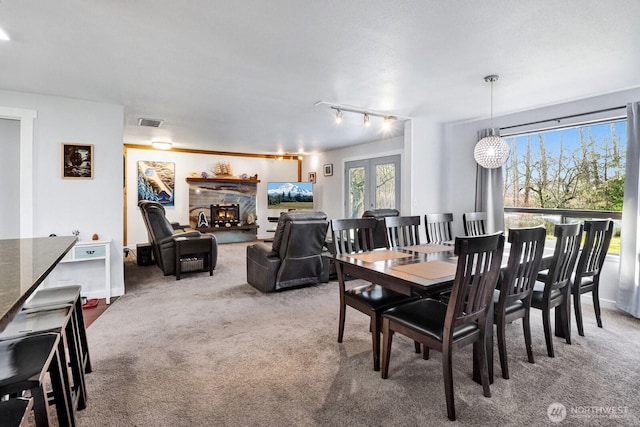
[{"left": 210, "top": 204, "right": 240, "bottom": 226}]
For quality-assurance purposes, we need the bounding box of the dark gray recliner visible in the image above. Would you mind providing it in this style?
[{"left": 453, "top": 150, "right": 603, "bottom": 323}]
[
  {"left": 138, "top": 200, "right": 218, "bottom": 276},
  {"left": 246, "top": 210, "right": 330, "bottom": 292},
  {"left": 362, "top": 209, "right": 400, "bottom": 249}
]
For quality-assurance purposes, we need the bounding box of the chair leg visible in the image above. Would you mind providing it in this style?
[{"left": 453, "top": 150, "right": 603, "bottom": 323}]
[
  {"left": 561, "top": 298, "right": 571, "bottom": 345},
  {"left": 593, "top": 284, "right": 603, "bottom": 328},
  {"left": 380, "top": 318, "right": 393, "bottom": 379},
  {"left": 542, "top": 308, "right": 554, "bottom": 358},
  {"left": 337, "top": 301, "right": 346, "bottom": 343},
  {"left": 574, "top": 289, "right": 585, "bottom": 337},
  {"left": 523, "top": 310, "right": 534, "bottom": 364},
  {"left": 414, "top": 341, "right": 421, "bottom": 353},
  {"left": 50, "top": 345, "right": 74, "bottom": 427},
  {"left": 496, "top": 317, "right": 509, "bottom": 379},
  {"left": 31, "top": 386, "right": 50, "bottom": 427},
  {"left": 442, "top": 345, "right": 456, "bottom": 421},
  {"left": 478, "top": 330, "right": 491, "bottom": 398},
  {"left": 371, "top": 316, "right": 381, "bottom": 371},
  {"left": 423, "top": 346, "right": 430, "bottom": 360},
  {"left": 74, "top": 297, "right": 92, "bottom": 374}
]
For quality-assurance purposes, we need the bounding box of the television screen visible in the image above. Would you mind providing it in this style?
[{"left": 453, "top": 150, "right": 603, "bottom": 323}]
[{"left": 267, "top": 182, "right": 314, "bottom": 210}]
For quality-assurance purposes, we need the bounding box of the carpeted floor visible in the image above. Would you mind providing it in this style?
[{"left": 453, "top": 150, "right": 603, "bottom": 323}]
[{"left": 77, "top": 242, "right": 640, "bottom": 426}]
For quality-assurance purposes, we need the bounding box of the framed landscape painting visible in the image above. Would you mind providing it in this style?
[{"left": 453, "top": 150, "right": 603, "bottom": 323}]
[
  {"left": 62, "top": 143, "right": 94, "bottom": 179},
  {"left": 137, "top": 160, "right": 175, "bottom": 206}
]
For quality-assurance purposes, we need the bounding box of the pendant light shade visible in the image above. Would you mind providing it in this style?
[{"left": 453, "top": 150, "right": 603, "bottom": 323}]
[
  {"left": 473, "top": 75, "right": 510, "bottom": 169},
  {"left": 474, "top": 134, "right": 510, "bottom": 169}
]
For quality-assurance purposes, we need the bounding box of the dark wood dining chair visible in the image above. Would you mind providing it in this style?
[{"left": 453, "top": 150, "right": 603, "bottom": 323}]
[
  {"left": 531, "top": 223, "right": 582, "bottom": 357},
  {"left": 494, "top": 226, "right": 546, "bottom": 379},
  {"left": 425, "top": 213, "right": 454, "bottom": 243},
  {"left": 381, "top": 232, "right": 505, "bottom": 421},
  {"left": 384, "top": 215, "right": 421, "bottom": 248},
  {"left": 463, "top": 212, "right": 487, "bottom": 236},
  {"left": 572, "top": 219, "right": 614, "bottom": 336},
  {"left": 330, "top": 218, "right": 419, "bottom": 371}
]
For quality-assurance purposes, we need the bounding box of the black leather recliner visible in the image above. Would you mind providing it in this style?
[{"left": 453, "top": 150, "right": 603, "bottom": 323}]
[
  {"left": 246, "top": 210, "right": 330, "bottom": 292},
  {"left": 362, "top": 208, "right": 400, "bottom": 249},
  {"left": 138, "top": 200, "right": 218, "bottom": 276}
]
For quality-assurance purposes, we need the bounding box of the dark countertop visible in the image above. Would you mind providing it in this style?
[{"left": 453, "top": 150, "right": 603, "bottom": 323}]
[{"left": 0, "top": 236, "right": 77, "bottom": 333}]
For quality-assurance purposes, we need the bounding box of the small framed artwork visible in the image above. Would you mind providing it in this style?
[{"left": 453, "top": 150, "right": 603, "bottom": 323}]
[
  {"left": 308, "top": 172, "right": 316, "bottom": 183},
  {"left": 323, "top": 163, "right": 333, "bottom": 176},
  {"left": 62, "top": 143, "right": 94, "bottom": 179}
]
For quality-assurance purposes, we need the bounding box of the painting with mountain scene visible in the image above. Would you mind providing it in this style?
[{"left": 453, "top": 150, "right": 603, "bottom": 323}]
[
  {"left": 267, "top": 182, "right": 314, "bottom": 210},
  {"left": 138, "top": 161, "right": 175, "bottom": 206}
]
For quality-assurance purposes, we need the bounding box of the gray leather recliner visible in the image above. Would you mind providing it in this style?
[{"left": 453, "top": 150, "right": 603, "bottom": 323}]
[{"left": 246, "top": 210, "right": 330, "bottom": 292}]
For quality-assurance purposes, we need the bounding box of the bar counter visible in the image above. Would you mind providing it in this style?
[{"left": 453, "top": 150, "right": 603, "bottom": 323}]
[{"left": 0, "top": 236, "right": 77, "bottom": 333}]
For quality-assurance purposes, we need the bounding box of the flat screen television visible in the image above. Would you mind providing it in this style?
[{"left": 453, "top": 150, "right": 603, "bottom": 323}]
[{"left": 267, "top": 181, "right": 314, "bottom": 210}]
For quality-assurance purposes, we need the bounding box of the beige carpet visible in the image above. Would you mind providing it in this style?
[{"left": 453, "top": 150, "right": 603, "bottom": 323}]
[{"left": 77, "top": 243, "right": 640, "bottom": 426}]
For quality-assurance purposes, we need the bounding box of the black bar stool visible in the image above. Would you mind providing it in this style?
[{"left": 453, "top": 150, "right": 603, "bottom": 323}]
[
  {"left": 0, "top": 397, "right": 33, "bottom": 427},
  {"left": 0, "top": 333, "right": 74, "bottom": 426},
  {"left": 0, "top": 306, "right": 87, "bottom": 411},
  {"left": 22, "top": 285, "right": 92, "bottom": 374}
]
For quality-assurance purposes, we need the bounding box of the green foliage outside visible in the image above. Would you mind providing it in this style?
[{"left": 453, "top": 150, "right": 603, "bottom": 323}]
[{"left": 503, "top": 120, "right": 626, "bottom": 254}]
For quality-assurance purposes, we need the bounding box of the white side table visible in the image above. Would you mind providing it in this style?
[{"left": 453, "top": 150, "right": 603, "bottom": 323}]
[{"left": 59, "top": 239, "right": 112, "bottom": 303}]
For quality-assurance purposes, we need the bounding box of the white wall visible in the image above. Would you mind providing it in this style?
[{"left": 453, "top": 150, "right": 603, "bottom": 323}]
[
  {"left": 0, "top": 118, "right": 20, "bottom": 238},
  {"left": 126, "top": 148, "right": 299, "bottom": 245},
  {"left": 0, "top": 89, "right": 125, "bottom": 299}
]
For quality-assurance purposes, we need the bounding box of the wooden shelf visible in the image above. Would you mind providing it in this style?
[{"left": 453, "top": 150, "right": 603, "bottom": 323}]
[{"left": 186, "top": 177, "right": 260, "bottom": 184}]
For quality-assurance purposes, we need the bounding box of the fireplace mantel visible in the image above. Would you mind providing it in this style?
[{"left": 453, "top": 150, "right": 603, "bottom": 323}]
[{"left": 186, "top": 176, "right": 260, "bottom": 184}]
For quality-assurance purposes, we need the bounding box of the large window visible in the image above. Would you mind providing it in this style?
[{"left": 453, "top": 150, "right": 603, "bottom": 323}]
[{"left": 503, "top": 119, "right": 626, "bottom": 252}]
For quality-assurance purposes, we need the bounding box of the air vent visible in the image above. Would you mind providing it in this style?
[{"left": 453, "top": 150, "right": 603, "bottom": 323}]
[{"left": 137, "top": 118, "right": 164, "bottom": 128}]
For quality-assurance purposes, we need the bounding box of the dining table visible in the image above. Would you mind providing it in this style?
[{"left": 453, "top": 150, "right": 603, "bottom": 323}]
[
  {"left": 0, "top": 235, "right": 77, "bottom": 333},
  {"left": 332, "top": 241, "right": 557, "bottom": 384}
]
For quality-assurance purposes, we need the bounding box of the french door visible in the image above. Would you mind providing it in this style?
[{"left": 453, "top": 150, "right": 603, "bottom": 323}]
[{"left": 345, "top": 155, "right": 401, "bottom": 218}]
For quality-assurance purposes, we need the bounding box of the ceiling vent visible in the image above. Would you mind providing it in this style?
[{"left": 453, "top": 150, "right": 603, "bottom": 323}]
[{"left": 137, "top": 118, "right": 164, "bottom": 128}]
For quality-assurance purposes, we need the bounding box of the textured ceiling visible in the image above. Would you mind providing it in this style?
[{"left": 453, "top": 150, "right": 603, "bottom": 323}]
[{"left": 1, "top": 0, "right": 639, "bottom": 154}]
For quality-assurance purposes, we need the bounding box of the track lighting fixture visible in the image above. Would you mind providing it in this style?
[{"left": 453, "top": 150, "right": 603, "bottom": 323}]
[{"left": 314, "top": 101, "right": 411, "bottom": 130}]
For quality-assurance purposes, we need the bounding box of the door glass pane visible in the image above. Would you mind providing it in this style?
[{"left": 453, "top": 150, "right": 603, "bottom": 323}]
[
  {"left": 375, "top": 163, "right": 395, "bottom": 209},
  {"left": 348, "top": 167, "right": 365, "bottom": 218}
]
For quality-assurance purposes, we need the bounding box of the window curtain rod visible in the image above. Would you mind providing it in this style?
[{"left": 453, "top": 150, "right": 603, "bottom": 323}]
[{"left": 500, "top": 105, "right": 626, "bottom": 131}]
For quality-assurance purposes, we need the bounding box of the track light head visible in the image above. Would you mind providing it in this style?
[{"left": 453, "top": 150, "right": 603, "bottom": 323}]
[
  {"left": 363, "top": 113, "right": 370, "bottom": 127},
  {"left": 335, "top": 109, "right": 343, "bottom": 124}
]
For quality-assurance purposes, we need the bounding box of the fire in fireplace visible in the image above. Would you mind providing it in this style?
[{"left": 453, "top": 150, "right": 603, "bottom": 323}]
[{"left": 210, "top": 204, "right": 240, "bottom": 226}]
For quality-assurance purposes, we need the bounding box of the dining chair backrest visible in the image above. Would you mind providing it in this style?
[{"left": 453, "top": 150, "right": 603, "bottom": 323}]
[
  {"left": 425, "top": 213, "right": 454, "bottom": 243},
  {"left": 449, "top": 232, "right": 505, "bottom": 330},
  {"left": 330, "top": 218, "right": 376, "bottom": 255},
  {"left": 384, "top": 216, "right": 421, "bottom": 248},
  {"left": 574, "top": 220, "right": 614, "bottom": 283},
  {"left": 498, "top": 226, "right": 546, "bottom": 307},
  {"left": 463, "top": 212, "right": 487, "bottom": 236},
  {"left": 544, "top": 223, "right": 583, "bottom": 294}
]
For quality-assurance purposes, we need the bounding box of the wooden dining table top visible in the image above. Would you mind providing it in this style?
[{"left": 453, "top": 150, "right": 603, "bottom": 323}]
[{"left": 332, "top": 242, "right": 555, "bottom": 294}]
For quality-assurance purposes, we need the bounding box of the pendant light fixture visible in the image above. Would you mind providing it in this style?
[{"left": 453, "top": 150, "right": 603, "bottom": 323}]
[{"left": 473, "top": 75, "right": 510, "bottom": 169}]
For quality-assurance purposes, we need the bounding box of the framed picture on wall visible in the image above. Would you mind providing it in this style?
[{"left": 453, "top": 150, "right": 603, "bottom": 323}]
[
  {"left": 137, "top": 160, "right": 176, "bottom": 206},
  {"left": 62, "top": 143, "right": 94, "bottom": 179},
  {"left": 323, "top": 164, "right": 333, "bottom": 176},
  {"left": 308, "top": 172, "right": 316, "bottom": 183}
]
